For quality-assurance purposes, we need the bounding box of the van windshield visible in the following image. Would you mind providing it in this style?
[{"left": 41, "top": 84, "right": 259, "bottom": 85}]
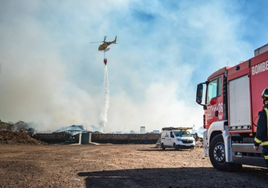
[{"left": 174, "top": 130, "right": 192, "bottom": 137}]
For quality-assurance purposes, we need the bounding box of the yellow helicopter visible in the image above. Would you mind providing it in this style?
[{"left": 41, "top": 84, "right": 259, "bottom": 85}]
[{"left": 90, "top": 36, "right": 117, "bottom": 52}]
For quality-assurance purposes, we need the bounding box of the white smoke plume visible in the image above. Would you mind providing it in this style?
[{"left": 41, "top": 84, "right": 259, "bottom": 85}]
[
  {"left": 99, "top": 65, "right": 110, "bottom": 131},
  {"left": 0, "top": 0, "right": 256, "bottom": 133}
]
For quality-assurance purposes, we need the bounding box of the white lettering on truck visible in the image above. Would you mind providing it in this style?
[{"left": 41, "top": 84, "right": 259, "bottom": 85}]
[
  {"left": 252, "top": 60, "right": 268, "bottom": 76},
  {"left": 207, "top": 103, "right": 223, "bottom": 120}
]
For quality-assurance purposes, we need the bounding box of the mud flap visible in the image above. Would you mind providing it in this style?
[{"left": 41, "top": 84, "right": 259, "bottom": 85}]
[
  {"left": 222, "top": 126, "right": 233, "bottom": 163},
  {"left": 203, "top": 130, "right": 208, "bottom": 157}
]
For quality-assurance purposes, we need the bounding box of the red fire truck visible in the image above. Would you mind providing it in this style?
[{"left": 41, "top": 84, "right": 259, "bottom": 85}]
[{"left": 196, "top": 43, "right": 268, "bottom": 171}]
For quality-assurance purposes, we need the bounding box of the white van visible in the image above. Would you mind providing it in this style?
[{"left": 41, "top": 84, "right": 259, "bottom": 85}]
[{"left": 161, "top": 127, "right": 195, "bottom": 150}]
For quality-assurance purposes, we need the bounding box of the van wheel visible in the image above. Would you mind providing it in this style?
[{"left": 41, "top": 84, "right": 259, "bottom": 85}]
[
  {"left": 209, "top": 135, "right": 242, "bottom": 171},
  {"left": 174, "top": 143, "right": 179, "bottom": 150},
  {"left": 161, "top": 143, "right": 165, "bottom": 150}
]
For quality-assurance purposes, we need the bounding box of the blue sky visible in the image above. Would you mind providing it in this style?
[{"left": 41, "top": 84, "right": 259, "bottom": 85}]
[{"left": 0, "top": 0, "right": 268, "bottom": 132}]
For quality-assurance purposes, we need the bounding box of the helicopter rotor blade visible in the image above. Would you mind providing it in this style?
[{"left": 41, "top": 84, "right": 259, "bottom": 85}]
[{"left": 104, "top": 36, "right": 107, "bottom": 42}]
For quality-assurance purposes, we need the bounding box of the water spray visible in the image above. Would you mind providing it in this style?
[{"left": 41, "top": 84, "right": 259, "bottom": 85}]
[{"left": 99, "top": 55, "right": 110, "bottom": 132}]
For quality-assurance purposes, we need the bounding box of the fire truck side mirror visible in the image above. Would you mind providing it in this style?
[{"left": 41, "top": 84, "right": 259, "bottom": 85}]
[
  {"left": 196, "top": 84, "right": 203, "bottom": 104},
  {"left": 196, "top": 83, "right": 207, "bottom": 109}
]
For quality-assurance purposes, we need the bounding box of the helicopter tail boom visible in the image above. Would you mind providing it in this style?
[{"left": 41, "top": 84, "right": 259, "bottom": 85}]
[{"left": 110, "top": 36, "right": 117, "bottom": 44}]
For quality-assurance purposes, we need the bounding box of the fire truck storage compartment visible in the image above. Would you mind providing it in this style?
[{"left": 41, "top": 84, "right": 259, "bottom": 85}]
[
  {"left": 228, "top": 75, "right": 251, "bottom": 130},
  {"left": 250, "top": 51, "right": 268, "bottom": 132}
]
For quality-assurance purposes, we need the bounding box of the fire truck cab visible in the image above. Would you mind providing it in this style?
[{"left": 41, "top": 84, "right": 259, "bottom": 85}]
[{"left": 196, "top": 43, "right": 268, "bottom": 171}]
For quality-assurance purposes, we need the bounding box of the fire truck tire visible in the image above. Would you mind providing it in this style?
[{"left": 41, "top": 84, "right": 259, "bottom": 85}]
[
  {"left": 161, "top": 143, "right": 165, "bottom": 150},
  {"left": 209, "top": 135, "right": 241, "bottom": 171}
]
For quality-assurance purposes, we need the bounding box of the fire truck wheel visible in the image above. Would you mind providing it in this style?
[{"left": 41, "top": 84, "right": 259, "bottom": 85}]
[
  {"left": 161, "top": 143, "right": 165, "bottom": 150},
  {"left": 209, "top": 135, "right": 228, "bottom": 171},
  {"left": 209, "top": 135, "right": 242, "bottom": 171}
]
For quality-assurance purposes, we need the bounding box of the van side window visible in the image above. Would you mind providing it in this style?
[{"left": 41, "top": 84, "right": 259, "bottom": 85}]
[{"left": 170, "top": 132, "right": 174, "bottom": 138}]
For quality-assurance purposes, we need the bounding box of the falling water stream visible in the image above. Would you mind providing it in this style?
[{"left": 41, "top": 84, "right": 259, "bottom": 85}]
[{"left": 99, "top": 65, "right": 109, "bottom": 131}]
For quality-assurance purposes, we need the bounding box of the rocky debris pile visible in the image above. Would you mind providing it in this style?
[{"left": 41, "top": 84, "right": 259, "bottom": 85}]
[{"left": 0, "top": 131, "right": 41, "bottom": 145}]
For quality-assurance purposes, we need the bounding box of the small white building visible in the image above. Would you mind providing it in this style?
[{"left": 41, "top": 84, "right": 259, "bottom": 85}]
[{"left": 140, "top": 126, "right": 145, "bottom": 133}]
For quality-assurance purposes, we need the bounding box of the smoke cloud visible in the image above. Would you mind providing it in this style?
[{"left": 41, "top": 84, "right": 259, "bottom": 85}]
[{"left": 0, "top": 0, "right": 256, "bottom": 132}]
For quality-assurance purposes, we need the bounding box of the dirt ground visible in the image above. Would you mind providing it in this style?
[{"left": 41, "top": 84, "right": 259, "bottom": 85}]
[{"left": 0, "top": 144, "right": 268, "bottom": 188}]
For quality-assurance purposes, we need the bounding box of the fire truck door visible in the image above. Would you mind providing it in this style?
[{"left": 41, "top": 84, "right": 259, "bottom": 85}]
[{"left": 205, "top": 76, "right": 224, "bottom": 128}]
